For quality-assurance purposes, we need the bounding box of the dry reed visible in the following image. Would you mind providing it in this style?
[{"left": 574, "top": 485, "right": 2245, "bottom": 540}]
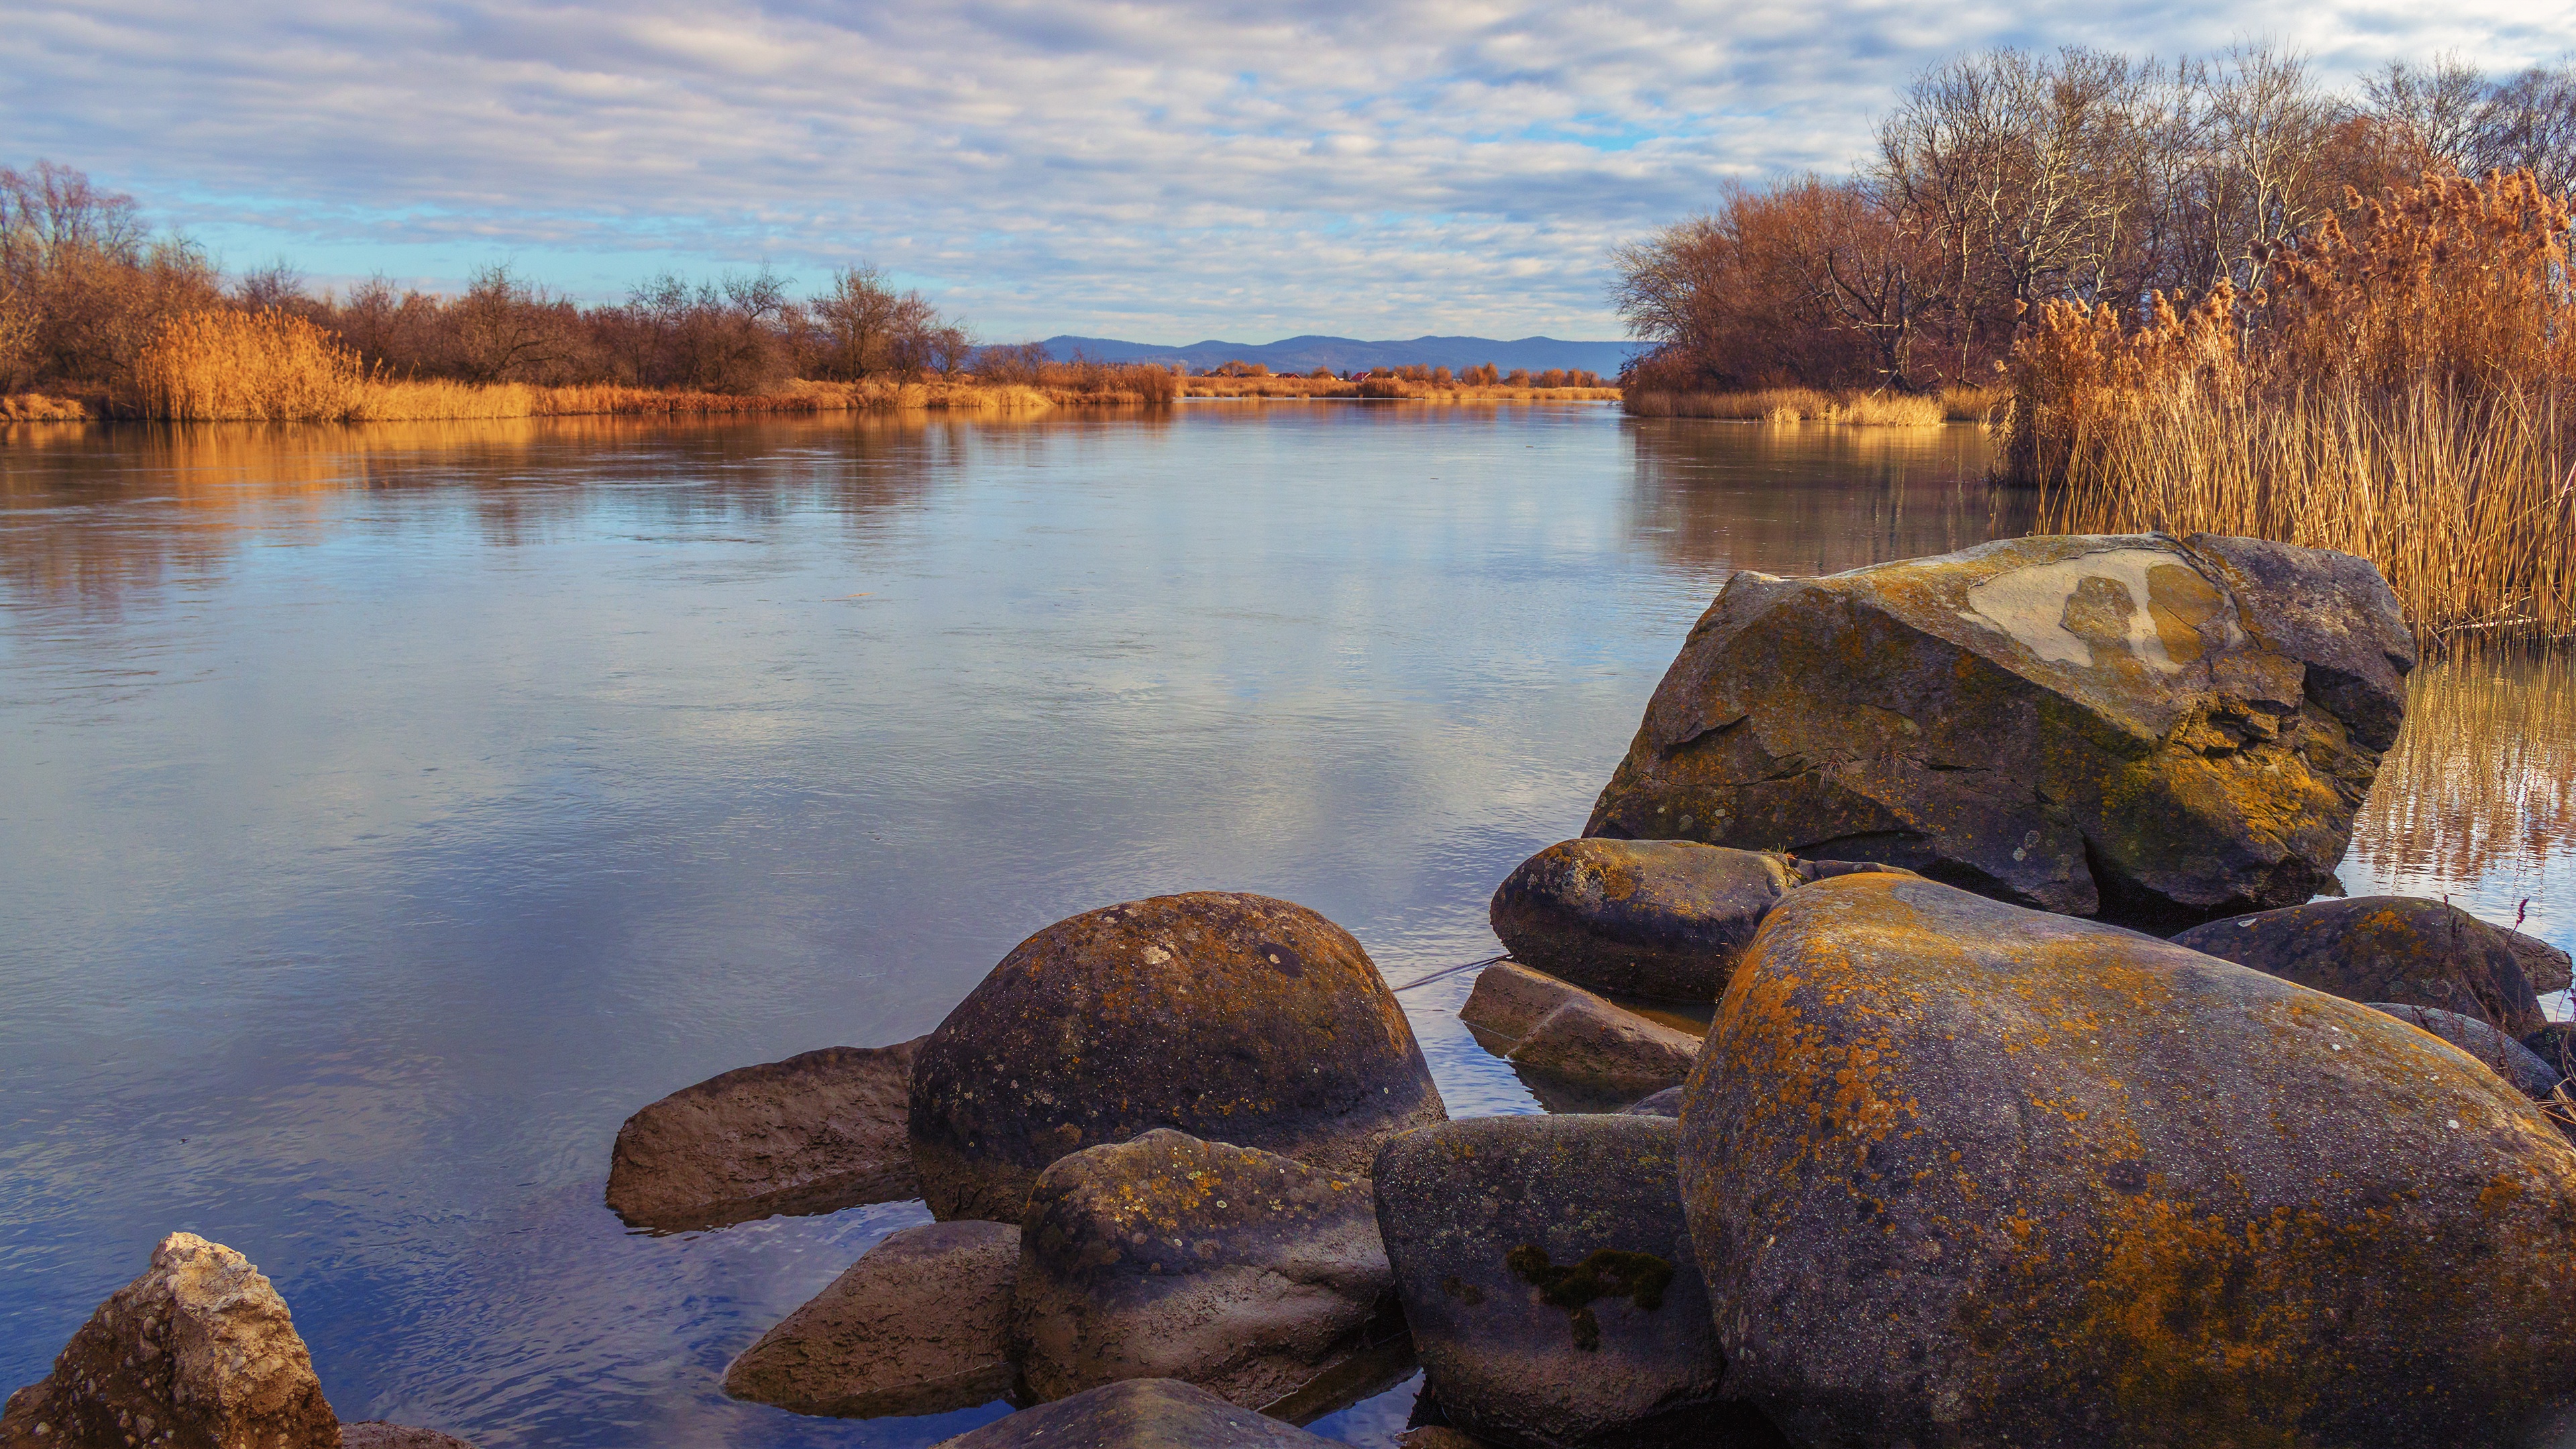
[
  {"left": 1625, "top": 387, "right": 1946, "bottom": 425},
  {"left": 2006, "top": 169, "right": 2576, "bottom": 643},
  {"left": 1, "top": 392, "right": 91, "bottom": 421}
]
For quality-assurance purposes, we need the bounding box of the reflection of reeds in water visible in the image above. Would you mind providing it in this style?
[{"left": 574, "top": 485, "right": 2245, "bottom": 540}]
[{"left": 2353, "top": 646, "right": 2576, "bottom": 885}]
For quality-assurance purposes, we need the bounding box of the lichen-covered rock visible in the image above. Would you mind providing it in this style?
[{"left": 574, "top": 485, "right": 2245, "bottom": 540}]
[
  {"left": 2370, "top": 1004, "right": 2563, "bottom": 1099},
  {"left": 2172, "top": 896, "right": 2546, "bottom": 1036},
  {"left": 1488, "top": 841, "right": 1794, "bottom": 1002},
  {"left": 930, "top": 1378, "right": 1338, "bottom": 1449},
  {"left": 1373, "top": 1116, "right": 1774, "bottom": 1449},
  {"left": 1013, "top": 1130, "right": 1398, "bottom": 1411},
  {"left": 0, "top": 1233, "right": 339, "bottom": 1449},
  {"left": 1505, "top": 999, "right": 1698, "bottom": 1102},
  {"left": 909, "top": 893, "right": 1444, "bottom": 1222},
  {"left": 1681, "top": 871, "right": 2576, "bottom": 1448},
  {"left": 722, "top": 1220, "right": 1019, "bottom": 1418},
  {"left": 606, "top": 1038, "right": 922, "bottom": 1231},
  {"left": 1585, "top": 534, "right": 2414, "bottom": 926}
]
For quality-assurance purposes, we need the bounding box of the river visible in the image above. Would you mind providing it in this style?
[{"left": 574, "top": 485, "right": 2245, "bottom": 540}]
[{"left": 1, "top": 403, "right": 2566, "bottom": 1446}]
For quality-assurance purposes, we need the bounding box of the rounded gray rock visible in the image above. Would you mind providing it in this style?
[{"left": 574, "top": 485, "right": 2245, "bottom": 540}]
[{"left": 1489, "top": 840, "right": 1794, "bottom": 1002}]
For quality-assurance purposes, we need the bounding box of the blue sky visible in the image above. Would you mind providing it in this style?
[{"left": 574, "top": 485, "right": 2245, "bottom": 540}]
[{"left": 5, "top": 1, "right": 2572, "bottom": 341}]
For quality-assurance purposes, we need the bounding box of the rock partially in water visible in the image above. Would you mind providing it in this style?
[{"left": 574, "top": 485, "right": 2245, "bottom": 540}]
[
  {"left": 2369, "top": 1004, "right": 2563, "bottom": 1099},
  {"left": 930, "top": 1377, "right": 1340, "bottom": 1449},
  {"left": 723, "top": 1220, "right": 1019, "bottom": 1419},
  {"left": 339, "top": 1426, "right": 476, "bottom": 1449},
  {"left": 909, "top": 892, "right": 1444, "bottom": 1222},
  {"left": 1374, "top": 1115, "right": 1775, "bottom": 1449},
  {"left": 0, "top": 1232, "right": 339, "bottom": 1449},
  {"left": 1682, "top": 871, "right": 2576, "bottom": 1448},
  {"left": 2508, "top": 929, "right": 2574, "bottom": 995},
  {"left": 1014, "top": 1130, "right": 1398, "bottom": 1411},
  {"left": 606, "top": 1038, "right": 923, "bottom": 1232},
  {"left": 2171, "top": 896, "right": 2547, "bottom": 1036},
  {"left": 1506, "top": 998, "right": 1699, "bottom": 1102},
  {"left": 1585, "top": 533, "right": 2414, "bottom": 926},
  {"left": 1488, "top": 840, "right": 1794, "bottom": 1002},
  {"left": 1458, "top": 963, "right": 1701, "bottom": 1103},
  {"left": 1621, "top": 1087, "right": 1684, "bottom": 1118}
]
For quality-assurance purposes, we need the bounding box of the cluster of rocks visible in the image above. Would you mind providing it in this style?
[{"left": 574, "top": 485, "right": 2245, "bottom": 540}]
[
  {"left": 26, "top": 535, "right": 2576, "bottom": 1449},
  {"left": 0, "top": 1232, "right": 470, "bottom": 1449}
]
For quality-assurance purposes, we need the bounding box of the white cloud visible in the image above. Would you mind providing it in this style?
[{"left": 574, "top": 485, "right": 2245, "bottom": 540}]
[{"left": 1, "top": 0, "right": 2569, "bottom": 339}]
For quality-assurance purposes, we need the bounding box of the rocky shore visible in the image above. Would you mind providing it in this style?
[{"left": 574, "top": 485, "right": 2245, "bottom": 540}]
[{"left": 13, "top": 533, "right": 2576, "bottom": 1448}]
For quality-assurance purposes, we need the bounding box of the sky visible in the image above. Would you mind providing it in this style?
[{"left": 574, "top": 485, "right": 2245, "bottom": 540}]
[{"left": 5, "top": 1, "right": 2574, "bottom": 342}]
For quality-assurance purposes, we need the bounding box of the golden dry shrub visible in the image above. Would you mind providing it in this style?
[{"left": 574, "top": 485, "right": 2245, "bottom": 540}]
[
  {"left": 2006, "top": 169, "right": 2576, "bottom": 643},
  {"left": 133, "top": 309, "right": 363, "bottom": 421}
]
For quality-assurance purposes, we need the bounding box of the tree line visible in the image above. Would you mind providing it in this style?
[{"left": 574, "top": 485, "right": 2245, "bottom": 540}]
[
  {"left": 1613, "top": 47, "right": 2576, "bottom": 394},
  {"left": 0, "top": 162, "right": 981, "bottom": 397}
]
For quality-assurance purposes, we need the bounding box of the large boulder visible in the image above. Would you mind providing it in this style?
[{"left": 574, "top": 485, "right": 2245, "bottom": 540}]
[
  {"left": 1682, "top": 871, "right": 2576, "bottom": 1448},
  {"left": 1585, "top": 533, "right": 2415, "bottom": 926},
  {"left": 722, "top": 1220, "right": 1019, "bottom": 1418},
  {"left": 909, "top": 893, "right": 1444, "bottom": 1222},
  {"left": 1488, "top": 841, "right": 1794, "bottom": 1002},
  {"left": 930, "top": 1378, "right": 1338, "bottom": 1448},
  {"left": 2370, "top": 1003, "right": 2563, "bottom": 1099},
  {"left": 606, "top": 1038, "right": 922, "bottom": 1231},
  {"left": 2172, "top": 896, "right": 2547, "bottom": 1036},
  {"left": 1373, "top": 1116, "right": 1774, "bottom": 1449},
  {"left": 0, "top": 1233, "right": 339, "bottom": 1449},
  {"left": 1013, "top": 1130, "right": 1399, "bottom": 1410}
]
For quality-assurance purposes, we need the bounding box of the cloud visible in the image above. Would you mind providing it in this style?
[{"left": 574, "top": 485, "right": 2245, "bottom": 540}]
[{"left": 1, "top": 0, "right": 2569, "bottom": 338}]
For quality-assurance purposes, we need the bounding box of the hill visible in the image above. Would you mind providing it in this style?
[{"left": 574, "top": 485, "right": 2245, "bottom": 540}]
[{"left": 1038, "top": 333, "right": 1637, "bottom": 376}]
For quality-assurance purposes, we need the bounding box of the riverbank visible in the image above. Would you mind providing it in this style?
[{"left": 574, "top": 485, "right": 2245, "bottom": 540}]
[
  {"left": 1623, "top": 386, "right": 1998, "bottom": 425},
  {"left": 1183, "top": 375, "right": 1620, "bottom": 402}
]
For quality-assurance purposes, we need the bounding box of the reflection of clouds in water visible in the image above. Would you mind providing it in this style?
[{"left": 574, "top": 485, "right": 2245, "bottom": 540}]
[{"left": 2345, "top": 646, "right": 2576, "bottom": 1004}]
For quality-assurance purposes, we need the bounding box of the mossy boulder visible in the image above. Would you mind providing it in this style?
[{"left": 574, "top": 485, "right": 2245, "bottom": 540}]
[
  {"left": 930, "top": 1378, "right": 1338, "bottom": 1448},
  {"left": 1585, "top": 534, "right": 2414, "bottom": 927},
  {"left": 1013, "top": 1130, "right": 1399, "bottom": 1411},
  {"left": 1489, "top": 841, "right": 1794, "bottom": 1002},
  {"left": 0, "top": 1233, "right": 339, "bottom": 1449},
  {"left": 2171, "top": 895, "right": 2548, "bottom": 1036},
  {"left": 1373, "top": 1116, "right": 1779, "bottom": 1449},
  {"left": 722, "top": 1220, "right": 1019, "bottom": 1419},
  {"left": 606, "top": 1038, "right": 922, "bottom": 1232},
  {"left": 1680, "top": 871, "right": 2576, "bottom": 1448},
  {"left": 909, "top": 892, "right": 1445, "bottom": 1222}
]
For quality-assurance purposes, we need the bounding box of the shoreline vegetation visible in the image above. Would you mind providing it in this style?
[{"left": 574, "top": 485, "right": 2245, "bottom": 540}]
[
  {"left": 1611, "top": 46, "right": 2576, "bottom": 641},
  {"left": 0, "top": 163, "right": 1617, "bottom": 425}
]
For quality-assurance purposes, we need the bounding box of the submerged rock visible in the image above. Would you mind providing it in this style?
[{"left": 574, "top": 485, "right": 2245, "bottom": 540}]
[
  {"left": 1488, "top": 840, "right": 1794, "bottom": 1002},
  {"left": 606, "top": 1038, "right": 923, "bottom": 1231},
  {"left": 723, "top": 1220, "right": 1019, "bottom": 1419},
  {"left": 909, "top": 892, "right": 1444, "bottom": 1222},
  {"left": 1014, "top": 1130, "right": 1399, "bottom": 1411},
  {"left": 0, "top": 1232, "right": 339, "bottom": 1449},
  {"left": 339, "top": 1426, "right": 475, "bottom": 1449},
  {"left": 930, "top": 1378, "right": 1338, "bottom": 1448},
  {"left": 2171, "top": 895, "right": 2547, "bottom": 1036},
  {"left": 1458, "top": 962, "right": 1600, "bottom": 1041},
  {"left": 2370, "top": 1003, "right": 2563, "bottom": 1099},
  {"left": 1374, "top": 1116, "right": 1772, "bottom": 1449},
  {"left": 1585, "top": 533, "right": 2414, "bottom": 926},
  {"left": 1682, "top": 871, "right": 2576, "bottom": 1448}
]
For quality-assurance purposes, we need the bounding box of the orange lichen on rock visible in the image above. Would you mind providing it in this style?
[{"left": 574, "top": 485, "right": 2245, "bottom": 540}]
[{"left": 1678, "top": 872, "right": 2576, "bottom": 1448}]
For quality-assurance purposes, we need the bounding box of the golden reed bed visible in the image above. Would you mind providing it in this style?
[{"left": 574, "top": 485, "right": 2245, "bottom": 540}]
[{"left": 1623, "top": 387, "right": 1998, "bottom": 426}]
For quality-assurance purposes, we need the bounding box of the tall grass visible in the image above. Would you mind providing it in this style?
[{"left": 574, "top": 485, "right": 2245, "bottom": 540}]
[
  {"left": 134, "top": 309, "right": 360, "bottom": 421},
  {"left": 1625, "top": 387, "right": 1947, "bottom": 426},
  {"left": 2005, "top": 169, "right": 2576, "bottom": 643}
]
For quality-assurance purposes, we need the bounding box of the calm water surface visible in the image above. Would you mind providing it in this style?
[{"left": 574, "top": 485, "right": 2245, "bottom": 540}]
[{"left": 1, "top": 405, "right": 2565, "bottom": 1446}]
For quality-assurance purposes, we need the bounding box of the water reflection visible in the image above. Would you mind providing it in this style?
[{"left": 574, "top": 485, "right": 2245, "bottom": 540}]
[
  {"left": 1627, "top": 419, "right": 2033, "bottom": 579},
  {"left": 2, "top": 407, "right": 2553, "bottom": 1449}
]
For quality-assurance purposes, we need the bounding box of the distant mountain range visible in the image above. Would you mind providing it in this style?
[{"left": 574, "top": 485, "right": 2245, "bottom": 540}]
[{"left": 1038, "top": 333, "right": 1639, "bottom": 376}]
